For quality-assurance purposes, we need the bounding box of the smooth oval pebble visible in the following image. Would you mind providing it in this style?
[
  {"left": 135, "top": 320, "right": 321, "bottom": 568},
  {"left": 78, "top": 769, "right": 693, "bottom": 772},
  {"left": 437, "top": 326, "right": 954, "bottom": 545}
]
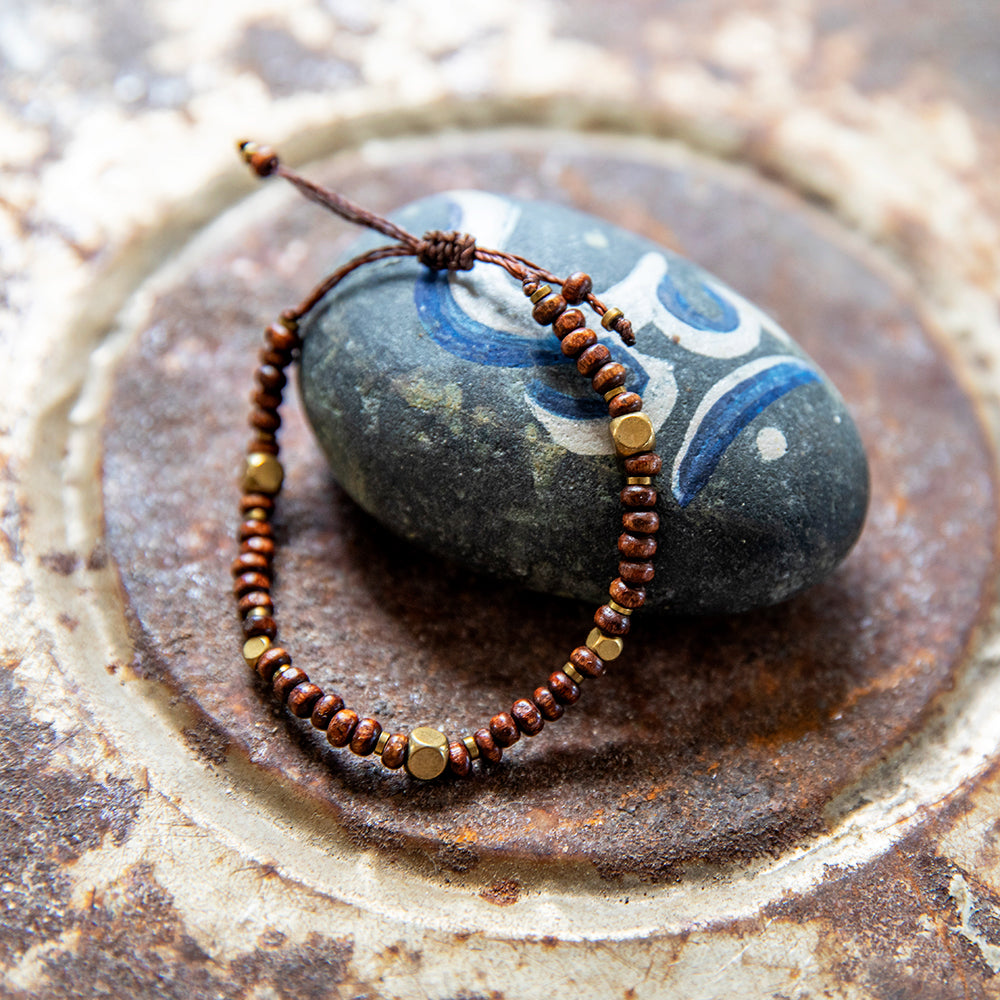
[{"left": 299, "top": 191, "right": 869, "bottom": 613}]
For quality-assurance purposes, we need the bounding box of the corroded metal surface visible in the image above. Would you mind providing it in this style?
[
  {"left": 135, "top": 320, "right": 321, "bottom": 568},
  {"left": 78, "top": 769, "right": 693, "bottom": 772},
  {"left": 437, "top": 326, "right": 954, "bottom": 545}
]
[
  {"left": 102, "top": 139, "right": 998, "bottom": 876},
  {"left": 5, "top": 0, "right": 1000, "bottom": 995}
]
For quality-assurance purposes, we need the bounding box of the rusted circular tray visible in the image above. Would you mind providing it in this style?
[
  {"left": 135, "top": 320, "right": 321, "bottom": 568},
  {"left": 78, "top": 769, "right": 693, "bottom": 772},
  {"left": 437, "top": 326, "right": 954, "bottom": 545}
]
[{"left": 102, "top": 135, "right": 998, "bottom": 878}]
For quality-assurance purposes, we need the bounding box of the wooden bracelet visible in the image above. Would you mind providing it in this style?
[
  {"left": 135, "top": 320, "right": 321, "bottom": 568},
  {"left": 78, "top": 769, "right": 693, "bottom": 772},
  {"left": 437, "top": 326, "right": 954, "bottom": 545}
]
[{"left": 234, "top": 143, "right": 661, "bottom": 779}]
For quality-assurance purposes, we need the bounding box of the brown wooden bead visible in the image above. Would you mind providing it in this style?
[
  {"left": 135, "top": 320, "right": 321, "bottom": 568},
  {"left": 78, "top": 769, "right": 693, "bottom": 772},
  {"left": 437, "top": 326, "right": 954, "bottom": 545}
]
[
  {"left": 239, "top": 520, "right": 273, "bottom": 541},
  {"left": 620, "top": 485, "right": 658, "bottom": 508},
  {"left": 576, "top": 343, "right": 611, "bottom": 376},
  {"left": 249, "top": 436, "right": 280, "bottom": 455},
  {"left": 624, "top": 452, "right": 663, "bottom": 476},
  {"left": 553, "top": 309, "right": 585, "bottom": 338},
  {"left": 238, "top": 591, "right": 273, "bottom": 617},
  {"left": 256, "top": 364, "right": 287, "bottom": 392},
  {"left": 240, "top": 493, "right": 275, "bottom": 514},
  {"left": 253, "top": 389, "right": 283, "bottom": 411},
  {"left": 522, "top": 278, "right": 539, "bottom": 297},
  {"left": 489, "top": 712, "right": 520, "bottom": 748},
  {"left": 619, "top": 532, "right": 657, "bottom": 559},
  {"left": 548, "top": 671, "right": 581, "bottom": 705},
  {"left": 310, "top": 693, "right": 345, "bottom": 729},
  {"left": 609, "top": 577, "right": 646, "bottom": 610},
  {"left": 242, "top": 613, "right": 277, "bottom": 640},
  {"left": 561, "top": 328, "right": 597, "bottom": 358},
  {"left": 232, "top": 551, "right": 270, "bottom": 576},
  {"left": 511, "top": 698, "right": 544, "bottom": 736},
  {"left": 619, "top": 560, "right": 655, "bottom": 584},
  {"left": 532, "top": 686, "right": 564, "bottom": 721},
  {"left": 327, "top": 709, "right": 359, "bottom": 748},
  {"left": 259, "top": 347, "right": 292, "bottom": 369},
  {"left": 474, "top": 728, "right": 502, "bottom": 764},
  {"left": 287, "top": 682, "right": 323, "bottom": 718},
  {"left": 592, "top": 362, "right": 627, "bottom": 393},
  {"left": 266, "top": 322, "right": 300, "bottom": 353},
  {"left": 609, "top": 391, "right": 643, "bottom": 417},
  {"left": 569, "top": 645, "right": 605, "bottom": 678},
  {"left": 233, "top": 571, "right": 270, "bottom": 599},
  {"left": 381, "top": 733, "right": 408, "bottom": 769},
  {"left": 242, "top": 535, "right": 275, "bottom": 558},
  {"left": 447, "top": 740, "right": 472, "bottom": 777},
  {"left": 561, "top": 272, "right": 593, "bottom": 305},
  {"left": 594, "top": 604, "right": 631, "bottom": 636},
  {"left": 273, "top": 666, "right": 308, "bottom": 704},
  {"left": 250, "top": 408, "right": 281, "bottom": 433},
  {"left": 350, "top": 718, "right": 382, "bottom": 756},
  {"left": 255, "top": 646, "right": 290, "bottom": 681},
  {"left": 622, "top": 511, "right": 660, "bottom": 534},
  {"left": 532, "top": 293, "right": 567, "bottom": 326}
]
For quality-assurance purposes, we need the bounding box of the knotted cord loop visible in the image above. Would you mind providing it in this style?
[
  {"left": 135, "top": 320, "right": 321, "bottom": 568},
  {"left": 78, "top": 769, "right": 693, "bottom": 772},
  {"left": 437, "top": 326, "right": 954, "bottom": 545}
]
[
  {"left": 237, "top": 140, "right": 636, "bottom": 345},
  {"left": 416, "top": 230, "right": 478, "bottom": 272}
]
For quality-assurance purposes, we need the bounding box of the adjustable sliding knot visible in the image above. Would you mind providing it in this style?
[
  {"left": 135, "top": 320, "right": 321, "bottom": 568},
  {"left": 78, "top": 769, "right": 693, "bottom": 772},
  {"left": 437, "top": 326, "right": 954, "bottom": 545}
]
[{"left": 416, "top": 230, "right": 477, "bottom": 272}]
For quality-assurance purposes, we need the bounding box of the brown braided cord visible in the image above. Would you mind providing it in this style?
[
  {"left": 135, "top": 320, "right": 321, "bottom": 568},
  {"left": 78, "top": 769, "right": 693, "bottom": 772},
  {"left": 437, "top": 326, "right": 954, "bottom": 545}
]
[
  {"left": 238, "top": 141, "right": 636, "bottom": 345},
  {"left": 416, "top": 230, "right": 477, "bottom": 271}
]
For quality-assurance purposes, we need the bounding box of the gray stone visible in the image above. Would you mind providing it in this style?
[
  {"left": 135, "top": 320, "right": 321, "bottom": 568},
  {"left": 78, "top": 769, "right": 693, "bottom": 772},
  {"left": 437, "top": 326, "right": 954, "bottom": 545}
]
[{"left": 299, "top": 191, "right": 869, "bottom": 614}]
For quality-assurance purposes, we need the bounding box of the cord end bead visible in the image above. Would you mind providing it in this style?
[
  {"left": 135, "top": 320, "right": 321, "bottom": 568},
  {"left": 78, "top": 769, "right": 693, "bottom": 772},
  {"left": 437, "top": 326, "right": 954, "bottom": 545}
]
[{"left": 238, "top": 140, "right": 279, "bottom": 177}]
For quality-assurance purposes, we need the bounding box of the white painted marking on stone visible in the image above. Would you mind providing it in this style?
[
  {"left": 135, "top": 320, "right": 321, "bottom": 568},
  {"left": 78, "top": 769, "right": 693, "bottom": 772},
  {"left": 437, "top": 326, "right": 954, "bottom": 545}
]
[{"left": 756, "top": 426, "right": 787, "bottom": 461}]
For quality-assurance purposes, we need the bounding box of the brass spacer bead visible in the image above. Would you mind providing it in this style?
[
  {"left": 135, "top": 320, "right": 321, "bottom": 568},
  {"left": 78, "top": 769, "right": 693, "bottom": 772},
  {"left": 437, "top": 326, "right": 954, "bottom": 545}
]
[
  {"left": 247, "top": 606, "right": 270, "bottom": 619},
  {"left": 463, "top": 735, "right": 480, "bottom": 760},
  {"left": 601, "top": 307, "right": 624, "bottom": 330},
  {"left": 242, "top": 635, "right": 271, "bottom": 668},
  {"left": 405, "top": 726, "right": 449, "bottom": 780},
  {"left": 563, "top": 663, "right": 584, "bottom": 684},
  {"left": 586, "top": 628, "right": 624, "bottom": 661},
  {"left": 243, "top": 452, "right": 284, "bottom": 494},
  {"left": 279, "top": 314, "right": 299, "bottom": 332},
  {"left": 604, "top": 386, "right": 626, "bottom": 401},
  {"left": 625, "top": 476, "right": 653, "bottom": 486},
  {"left": 530, "top": 284, "right": 553, "bottom": 304},
  {"left": 610, "top": 412, "right": 656, "bottom": 457},
  {"left": 273, "top": 662, "right": 293, "bottom": 677},
  {"left": 246, "top": 507, "right": 269, "bottom": 522},
  {"left": 374, "top": 731, "right": 390, "bottom": 756},
  {"left": 609, "top": 600, "right": 633, "bottom": 616}
]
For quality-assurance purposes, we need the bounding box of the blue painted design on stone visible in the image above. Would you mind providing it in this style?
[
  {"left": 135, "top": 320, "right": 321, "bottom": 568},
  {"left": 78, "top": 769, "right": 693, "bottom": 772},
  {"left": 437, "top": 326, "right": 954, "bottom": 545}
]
[
  {"left": 299, "top": 190, "right": 870, "bottom": 613},
  {"left": 527, "top": 343, "right": 651, "bottom": 420},
  {"left": 657, "top": 269, "right": 740, "bottom": 332},
  {"left": 674, "top": 359, "right": 821, "bottom": 508},
  {"left": 414, "top": 271, "right": 564, "bottom": 368}
]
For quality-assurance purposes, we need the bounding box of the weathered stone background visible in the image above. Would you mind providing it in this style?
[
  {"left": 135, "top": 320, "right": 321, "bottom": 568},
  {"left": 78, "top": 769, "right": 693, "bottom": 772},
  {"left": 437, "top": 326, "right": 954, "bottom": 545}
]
[{"left": 2, "top": 1, "right": 1000, "bottom": 997}]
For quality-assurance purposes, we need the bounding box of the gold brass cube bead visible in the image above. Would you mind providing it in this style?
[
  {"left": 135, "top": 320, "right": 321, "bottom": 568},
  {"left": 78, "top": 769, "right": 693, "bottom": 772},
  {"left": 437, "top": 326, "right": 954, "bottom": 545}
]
[
  {"left": 462, "top": 735, "right": 480, "bottom": 760},
  {"left": 586, "top": 628, "right": 624, "bottom": 661},
  {"left": 243, "top": 452, "right": 284, "bottom": 494},
  {"left": 242, "top": 635, "right": 271, "bottom": 669},
  {"left": 529, "top": 284, "right": 553, "bottom": 304},
  {"left": 405, "top": 726, "right": 449, "bottom": 780},
  {"left": 610, "top": 412, "right": 655, "bottom": 456},
  {"left": 563, "top": 663, "right": 584, "bottom": 684}
]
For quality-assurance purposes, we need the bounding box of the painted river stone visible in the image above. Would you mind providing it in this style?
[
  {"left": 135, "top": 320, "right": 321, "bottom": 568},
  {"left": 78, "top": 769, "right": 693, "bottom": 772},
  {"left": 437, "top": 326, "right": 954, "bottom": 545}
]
[{"left": 299, "top": 192, "right": 869, "bottom": 614}]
